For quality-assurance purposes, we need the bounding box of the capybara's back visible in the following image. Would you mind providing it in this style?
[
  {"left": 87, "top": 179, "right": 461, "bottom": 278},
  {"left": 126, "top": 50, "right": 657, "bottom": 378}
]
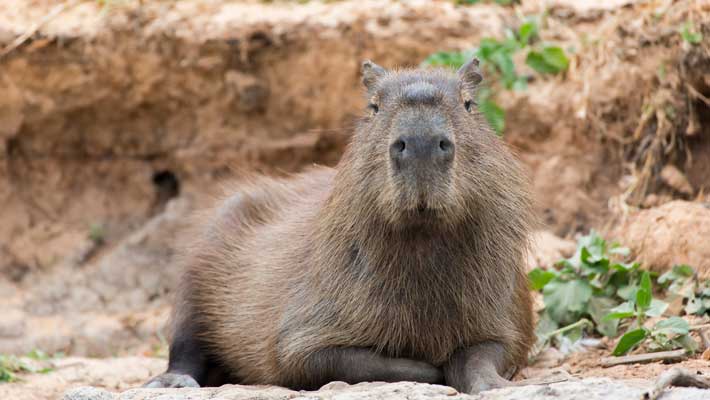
[{"left": 146, "top": 58, "right": 535, "bottom": 394}]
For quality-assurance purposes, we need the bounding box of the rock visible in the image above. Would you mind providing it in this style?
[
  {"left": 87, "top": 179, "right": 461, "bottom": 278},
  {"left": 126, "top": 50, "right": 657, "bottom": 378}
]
[
  {"left": 613, "top": 201, "right": 710, "bottom": 278},
  {"left": 60, "top": 378, "right": 710, "bottom": 400},
  {"left": 0, "top": 356, "right": 165, "bottom": 400},
  {"left": 64, "top": 387, "right": 116, "bottom": 400},
  {"left": 527, "top": 230, "right": 576, "bottom": 270},
  {"left": 472, "top": 378, "right": 708, "bottom": 400}
]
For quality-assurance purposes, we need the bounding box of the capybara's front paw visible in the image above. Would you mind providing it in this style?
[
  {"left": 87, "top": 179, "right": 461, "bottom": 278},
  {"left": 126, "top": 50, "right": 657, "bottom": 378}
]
[
  {"left": 143, "top": 372, "right": 200, "bottom": 388},
  {"left": 466, "top": 373, "right": 510, "bottom": 394}
]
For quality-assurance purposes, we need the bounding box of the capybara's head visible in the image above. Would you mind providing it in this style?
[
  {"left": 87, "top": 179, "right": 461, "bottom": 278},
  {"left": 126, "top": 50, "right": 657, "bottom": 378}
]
[{"left": 347, "top": 58, "right": 513, "bottom": 228}]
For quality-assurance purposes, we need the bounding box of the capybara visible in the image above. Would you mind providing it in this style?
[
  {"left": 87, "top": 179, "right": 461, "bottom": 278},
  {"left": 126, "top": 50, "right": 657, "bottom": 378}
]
[{"left": 145, "top": 58, "right": 535, "bottom": 394}]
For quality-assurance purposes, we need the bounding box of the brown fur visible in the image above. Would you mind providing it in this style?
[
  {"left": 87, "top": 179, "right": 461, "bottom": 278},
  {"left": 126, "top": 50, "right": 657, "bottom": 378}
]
[{"left": 174, "top": 62, "right": 535, "bottom": 389}]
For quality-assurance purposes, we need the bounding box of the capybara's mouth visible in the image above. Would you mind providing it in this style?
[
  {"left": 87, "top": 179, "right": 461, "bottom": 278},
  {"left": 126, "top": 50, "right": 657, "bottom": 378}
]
[{"left": 413, "top": 203, "right": 439, "bottom": 219}]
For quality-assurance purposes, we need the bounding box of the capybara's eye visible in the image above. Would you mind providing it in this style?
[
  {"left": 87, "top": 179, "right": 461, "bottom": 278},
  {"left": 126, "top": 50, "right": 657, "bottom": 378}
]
[
  {"left": 368, "top": 103, "right": 379, "bottom": 114},
  {"left": 464, "top": 99, "right": 474, "bottom": 113}
]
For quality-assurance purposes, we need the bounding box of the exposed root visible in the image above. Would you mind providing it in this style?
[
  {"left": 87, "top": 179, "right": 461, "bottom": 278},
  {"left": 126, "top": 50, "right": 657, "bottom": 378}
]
[
  {"left": 600, "top": 349, "right": 687, "bottom": 368},
  {"left": 643, "top": 367, "right": 710, "bottom": 400},
  {"left": 0, "top": 1, "right": 80, "bottom": 59}
]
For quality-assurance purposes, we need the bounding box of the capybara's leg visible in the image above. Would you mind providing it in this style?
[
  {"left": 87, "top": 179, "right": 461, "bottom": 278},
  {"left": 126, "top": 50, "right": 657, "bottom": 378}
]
[
  {"left": 297, "top": 347, "right": 443, "bottom": 389},
  {"left": 443, "top": 341, "right": 511, "bottom": 394},
  {"left": 144, "top": 318, "right": 211, "bottom": 388}
]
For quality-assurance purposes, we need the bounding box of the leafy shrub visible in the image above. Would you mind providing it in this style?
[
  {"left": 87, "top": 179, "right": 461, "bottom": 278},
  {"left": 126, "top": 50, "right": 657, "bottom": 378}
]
[
  {"left": 422, "top": 17, "right": 569, "bottom": 134},
  {"left": 530, "top": 231, "right": 705, "bottom": 358},
  {"left": 0, "top": 353, "right": 54, "bottom": 383},
  {"left": 659, "top": 264, "right": 710, "bottom": 316},
  {"left": 679, "top": 21, "right": 703, "bottom": 44}
]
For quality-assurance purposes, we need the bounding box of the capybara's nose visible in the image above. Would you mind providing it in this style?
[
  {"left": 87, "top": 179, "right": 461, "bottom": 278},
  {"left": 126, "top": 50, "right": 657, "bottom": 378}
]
[{"left": 390, "top": 134, "right": 454, "bottom": 170}]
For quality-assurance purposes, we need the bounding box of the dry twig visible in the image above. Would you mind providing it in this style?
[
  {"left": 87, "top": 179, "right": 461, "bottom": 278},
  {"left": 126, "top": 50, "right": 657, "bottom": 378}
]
[
  {"left": 0, "top": 1, "right": 79, "bottom": 59},
  {"left": 600, "top": 349, "right": 687, "bottom": 367},
  {"left": 643, "top": 367, "right": 710, "bottom": 400}
]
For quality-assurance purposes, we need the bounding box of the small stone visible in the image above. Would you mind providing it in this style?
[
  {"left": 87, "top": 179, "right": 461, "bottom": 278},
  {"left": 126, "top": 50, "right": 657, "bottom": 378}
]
[
  {"left": 63, "top": 387, "right": 116, "bottom": 400},
  {"left": 319, "top": 381, "right": 350, "bottom": 391}
]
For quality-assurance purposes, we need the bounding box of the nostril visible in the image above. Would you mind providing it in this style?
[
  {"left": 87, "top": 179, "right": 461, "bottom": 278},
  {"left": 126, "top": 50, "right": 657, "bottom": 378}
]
[
  {"left": 439, "top": 139, "right": 453, "bottom": 153},
  {"left": 393, "top": 139, "right": 406, "bottom": 153}
]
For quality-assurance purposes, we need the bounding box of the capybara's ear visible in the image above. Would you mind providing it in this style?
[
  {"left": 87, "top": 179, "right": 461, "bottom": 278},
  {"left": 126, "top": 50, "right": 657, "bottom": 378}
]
[
  {"left": 361, "top": 60, "right": 387, "bottom": 91},
  {"left": 457, "top": 57, "right": 483, "bottom": 90}
]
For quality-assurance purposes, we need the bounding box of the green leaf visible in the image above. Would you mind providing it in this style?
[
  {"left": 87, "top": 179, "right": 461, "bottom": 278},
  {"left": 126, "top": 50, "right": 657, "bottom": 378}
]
[
  {"left": 529, "top": 268, "right": 556, "bottom": 291},
  {"left": 532, "top": 312, "right": 559, "bottom": 352},
  {"left": 653, "top": 317, "right": 690, "bottom": 336},
  {"left": 659, "top": 264, "right": 695, "bottom": 285},
  {"left": 685, "top": 297, "right": 705, "bottom": 315},
  {"left": 421, "top": 50, "right": 473, "bottom": 69},
  {"left": 26, "top": 349, "right": 49, "bottom": 361},
  {"left": 613, "top": 328, "right": 649, "bottom": 356},
  {"left": 617, "top": 284, "right": 638, "bottom": 301},
  {"left": 478, "top": 95, "right": 506, "bottom": 135},
  {"left": 673, "top": 264, "right": 694, "bottom": 277},
  {"left": 646, "top": 299, "right": 669, "bottom": 318},
  {"left": 491, "top": 50, "right": 517, "bottom": 88},
  {"left": 603, "top": 301, "right": 635, "bottom": 321},
  {"left": 518, "top": 20, "right": 538, "bottom": 46},
  {"left": 511, "top": 76, "right": 528, "bottom": 91},
  {"left": 609, "top": 246, "right": 630, "bottom": 257},
  {"left": 680, "top": 22, "right": 703, "bottom": 44},
  {"left": 636, "top": 272, "right": 652, "bottom": 311},
  {"left": 674, "top": 334, "right": 699, "bottom": 354},
  {"left": 535, "top": 312, "right": 559, "bottom": 337},
  {"left": 526, "top": 46, "right": 569, "bottom": 74},
  {"left": 588, "top": 296, "right": 619, "bottom": 337},
  {"left": 543, "top": 279, "right": 593, "bottom": 324},
  {"left": 525, "top": 51, "right": 551, "bottom": 74},
  {"left": 612, "top": 262, "right": 640, "bottom": 272},
  {"left": 564, "top": 324, "right": 585, "bottom": 343},
  {"left": 540, "top": 46, "right": 570, "bottom": 72}
]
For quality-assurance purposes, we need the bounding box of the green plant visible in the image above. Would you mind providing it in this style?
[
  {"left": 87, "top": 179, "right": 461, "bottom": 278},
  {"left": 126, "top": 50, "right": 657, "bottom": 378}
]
[
  {"left": 0, "top": 352, "right": 54, "bottom": 383},
  {"left": 421, "top": 17, "right": 568, "bottom": 134},
  {"left": 529, "top": 231, "right": 640, "bottom": 338},
  {"left": 601, "top": 271, "right": 690, "bottom": 355},
  {"left": 679, "top": 21, "right": 703, "bottom": 44},
  {"left": 659, "top": 264, "right": 710, "bottom": 316},
  {"left": 88, "top": 223, "right": 106, "bottom": 245},
  {"left": 530, "top": 232, "right": 702, "bottom": 358},
  {"left": 525, "top": 46, "right": 569, "bottom": 74},
  {"left": 685, "top": 284, "right": 710, "bottom": 315},
  {"left": 26, "top": 349, "right": 50, "bottom": 361}
]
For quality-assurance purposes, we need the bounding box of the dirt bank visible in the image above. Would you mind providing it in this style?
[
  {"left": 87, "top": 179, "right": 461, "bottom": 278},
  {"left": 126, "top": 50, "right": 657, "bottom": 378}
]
[{"left": 0, "top": 0, "right": 709, "bottom": 399}]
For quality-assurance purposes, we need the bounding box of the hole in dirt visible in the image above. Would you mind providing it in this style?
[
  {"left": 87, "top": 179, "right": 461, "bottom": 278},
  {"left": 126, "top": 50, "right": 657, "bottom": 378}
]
[
  {"left": 5, "top": 261, "right": 30, "bottom": 283},
  {"left": 685, "top": 96, "right": 710, "bottom": 193},
  {"left": 152, "top": 170, "right": 180, "bottom": 208},
  {"left": 6, "top": 137, "right": 19, "bottom": 156}
]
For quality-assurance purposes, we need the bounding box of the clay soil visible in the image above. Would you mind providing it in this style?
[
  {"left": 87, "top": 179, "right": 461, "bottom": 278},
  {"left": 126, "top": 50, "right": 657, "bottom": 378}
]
[{"left": 1, "top": 0, "right": 709, "bottom": 399}]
